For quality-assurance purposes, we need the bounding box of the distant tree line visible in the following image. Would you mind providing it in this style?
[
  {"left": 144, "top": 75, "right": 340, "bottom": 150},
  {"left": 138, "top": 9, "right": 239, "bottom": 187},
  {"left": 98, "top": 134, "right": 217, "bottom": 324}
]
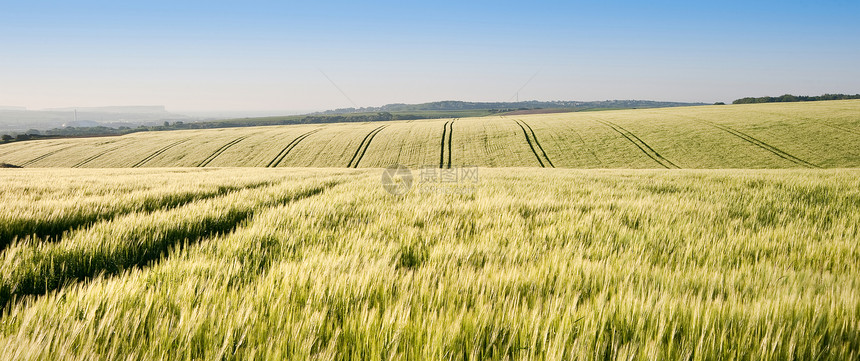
[
  {"left": 316, "top": 100, "right": 705, "bottom": 115},
  {"left": 733, "top": 94, "right": 860, "bottom": 104},
  {"left": 0, "top": 113, "right": 401, "bottom": 144},
  {"left": 181, "top": 112, "right": 398, "bottom": 128}
]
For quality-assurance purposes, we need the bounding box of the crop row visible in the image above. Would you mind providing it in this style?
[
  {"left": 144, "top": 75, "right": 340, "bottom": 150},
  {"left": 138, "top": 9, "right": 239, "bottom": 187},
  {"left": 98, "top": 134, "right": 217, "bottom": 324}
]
[
  {"left": 0, "top": 168, "right": 858, "bottom": 359},
  {"left": 1, "top": 101, "right": 859, "bottom": 168}
]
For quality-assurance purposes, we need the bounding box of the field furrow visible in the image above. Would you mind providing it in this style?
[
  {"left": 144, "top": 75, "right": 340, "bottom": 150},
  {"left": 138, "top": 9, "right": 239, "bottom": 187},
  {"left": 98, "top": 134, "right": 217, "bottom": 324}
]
[
  {"left": 592, "top": 118, "right": 680, "bottom": 169},
  {"left": 132, "top": 139, "right": 189, "bottom": 168},
  {"left": 822, "top": 123, "right": 860, "bottom": 136},
  {"left": 197, "top": 136, "right": 250, "bottom": 167},
  {"left": 517, "top": 119, "right": 554, "bottom": 168},
  {"left": 447, "top": 119, "right": 455, "bottom": 168},
  {"left": 455, "top": 116, "right": 540, "bottom": 167},
  {"left": 0, "top": 176, "right": 343, "bottom": 309},
  {"left": 20, "top": 145, "right": 77, "bottom": 167},
  {"left": 750, "top": 110, "right": 860, "bottom": 137},
  {"left": 71, "top": 144, "right": 126, "bottom": 168},
  {"left": 348, "top": 125, "right": 387, "bottom": 168},
  {"left": 0, "top": 181, "right": 273, "bottom": 252},
  {"left": 513, "top": 119, "right": 555, "bottom": 168},
  {"left": 514, "top": 119, "right": 545, "bottom": 167},
  {"left": 439, "top": 121, "right": 449, "bottom": 168},
  {"left": 0, "top": 100, "right": 858, "bottom": 168},
  {"left": 439, "top": 120, "right": 455, "bottom": 168},
  {"left": 0, "top": 140, "right": 57, "bottom": 160},
  {"left": 267, "top": 129, "right": 321, "bottom": 168},
  {"left": 687, "top": 116, "right": 820, "bottom": 168},
  {"left": 0, "top": 168, "right": 857, "bottom": 360}
]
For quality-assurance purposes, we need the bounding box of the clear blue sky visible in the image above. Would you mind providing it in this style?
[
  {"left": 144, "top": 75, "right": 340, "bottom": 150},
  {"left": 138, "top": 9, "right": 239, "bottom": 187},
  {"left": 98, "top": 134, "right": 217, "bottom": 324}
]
[{"left": 1, "top": 0, "right": 858, "bottom": 112}]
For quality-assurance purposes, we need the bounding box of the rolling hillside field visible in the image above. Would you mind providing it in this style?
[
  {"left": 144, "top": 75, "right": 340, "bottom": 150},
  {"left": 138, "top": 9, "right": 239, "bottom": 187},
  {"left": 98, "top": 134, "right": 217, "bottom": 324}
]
[
  {"left": 1, "top": 100, "right": 859, "bottom": 169},
  {"left": 1, "top": 100, "right": 859, "bottom": 360},
  {"left": 0, "top": 168, "right": 858, "bottom": 360},
  {"left": 6, "top": 0, "right": 860, "bottom": 359}
]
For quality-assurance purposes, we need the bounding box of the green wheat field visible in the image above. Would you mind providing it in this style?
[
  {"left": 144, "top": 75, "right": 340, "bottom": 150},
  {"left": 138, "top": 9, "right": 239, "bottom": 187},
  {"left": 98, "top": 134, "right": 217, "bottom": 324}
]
[
  {"left": 1, "top": 101, "right": 859, "bottom": 360},
  {"left": 2, "top": 101, "right": 859, "bottom": 169}
]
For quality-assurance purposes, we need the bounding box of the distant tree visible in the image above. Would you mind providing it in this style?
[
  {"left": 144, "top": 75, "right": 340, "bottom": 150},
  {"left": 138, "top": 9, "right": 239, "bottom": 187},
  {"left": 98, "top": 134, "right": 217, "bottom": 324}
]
[
  {"left": 777, "top": 94, "right": 798, "bottom": 102},
  {"left": 163, "top": 121, "right": 170, "bottom": 127},
  {"left": 714, "top": 102, "right": 725, "bottom": 105},
  {"left": 1, "top": 134, "right": 12, "bottom": 142},
  {"left": 733, "top": 93, "right": 860, "bottom": 104},
  {"left": 377, "top": 112, "right": 394, "bottom": 121}
]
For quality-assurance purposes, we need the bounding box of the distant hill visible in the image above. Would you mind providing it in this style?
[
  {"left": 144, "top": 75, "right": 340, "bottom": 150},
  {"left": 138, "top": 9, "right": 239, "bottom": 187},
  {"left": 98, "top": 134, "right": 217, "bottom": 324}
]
[
  {"left": 1, "top": 99, "right": 707, "bottom": 139},
  {"left": 314, "top": 100, "right": 705, "bottom": 115},
  {"left": 0, "top": 106, "right": 190, "bottom": 133},
  {"left": 44, "top": 106, "right": 172, "bottom": 114}
]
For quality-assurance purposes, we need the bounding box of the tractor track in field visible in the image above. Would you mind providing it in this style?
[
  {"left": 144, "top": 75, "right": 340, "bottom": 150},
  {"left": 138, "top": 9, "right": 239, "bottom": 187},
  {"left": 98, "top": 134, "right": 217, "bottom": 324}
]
[
  {"left": 0, "top": 180, "right": 341, "bottom": 310},
  {"left": 20, "top": 145, "right": 77, "bottom": 167},
  {"left": 267, "top": 129, "right": 321, "bottom": 168},
  {"left": 0, "top": 181, "right": 275, "bottom": 252},
  {"left": 448, "top": 119, "right": 457, "bottom": 168},
  {"left": 592, "top": 119, "right": 679, "bottom": 169},
  {"left": 686, "top": 116, "right": 820, "bottom": 168},
  {"left": 560, "top": 123, "right": 602, "bottom": 165},
  {"left": 197, "top": 136, "right": 250, "bottom": 167},
  {"left": 132, "top": 139, "right": 189, "bottom": 168},
  {"left": 440, "top": 119, "right": 455, "bottom": 168},
  {"left": 347, "top": 125, "right": 387, "bottom": 168},
  {"left": 514, "top": 119, "right": 554, "bottom": 168},
  {"left": 513, "top": 119, "right": 546, "bottom": 167},
  {"left": 750, "top": 110, "right": 860, "bottom": 137},
  {"left": 820, "top": 123, "right": 860, "bottom": 136},
  {"left": 72, "top": 144, "right": 127, "bottom": 168}
]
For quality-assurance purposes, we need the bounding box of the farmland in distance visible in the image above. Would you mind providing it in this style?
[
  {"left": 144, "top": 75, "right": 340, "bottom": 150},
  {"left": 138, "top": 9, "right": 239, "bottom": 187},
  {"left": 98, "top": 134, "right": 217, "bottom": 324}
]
[
  {"left": 1, "top": 100, "right": 860, "bottom": 360},
  {"left": 2, "top": 100, "right": 859, "bottom": 169}
]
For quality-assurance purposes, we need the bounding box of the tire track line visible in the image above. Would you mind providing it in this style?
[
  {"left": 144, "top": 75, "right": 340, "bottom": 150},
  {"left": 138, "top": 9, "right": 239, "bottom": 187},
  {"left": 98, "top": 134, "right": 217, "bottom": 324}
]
[
  {"left": 447, "top": 119, "right": 455, "bottom": 168},
  {"left": 132, "top": 139, "right": 189, "bottom": 168},
  {"left": 820, "top": 123, "right": 860, "bottom": 137},
  {"left": 197, "top": 135, "right": 249, "bottom": 167},
  {"left": 560, "top": 122, "right": 601, "bottom": 165},
  {"left": 267, "top": 129, "right": 321, "bottom": 168},
  {"left": 439, "top": 119, "right": 456, "bottom": 168},
  {"left": 513, "top": 119, "right": 547, "bottom": 167},
  {"left": 592, "top": 118, "right": 679, "bottom": 169},
  {"left": 347, "top": 125, "right": 386, "bottom": 168},
  {"left": 439, "top": 121, "right": 449, "bottom": 168},
  {"left": 0, "top": 181, "right": 275, "bottom": 252},
  {"left": 72, "top": 144, "right": 126, "bottom": 168},
  {"left": 20, "top": 145, "right": 77, "bottom": 167},
  {"left": 0, "top": 179, "right": 342, "bottom": 310},
  {"left": 516, "top": 119, "right": 554, "bottom": 168},
  {"left": 686, "top": 116, "right": 820, "bottom": 168},
  {"left": 750, "top": 110, "right": 860, "bottom": 137}
]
